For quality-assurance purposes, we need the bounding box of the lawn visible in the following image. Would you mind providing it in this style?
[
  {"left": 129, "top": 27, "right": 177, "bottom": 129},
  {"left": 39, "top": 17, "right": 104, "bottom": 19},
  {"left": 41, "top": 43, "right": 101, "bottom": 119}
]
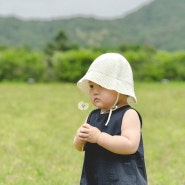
[{"left": 0, "top": 82, "right": 184, "bottom": 185}]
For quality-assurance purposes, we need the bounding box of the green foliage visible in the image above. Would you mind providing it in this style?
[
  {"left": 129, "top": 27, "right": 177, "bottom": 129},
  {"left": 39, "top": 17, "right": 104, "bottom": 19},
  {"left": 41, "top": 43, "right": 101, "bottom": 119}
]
[
  {"left": 52, "top": 49, "right": 100, "bottom": 82},
  {"left": 0, "top": 48, "right": 46, "bottom": 82},
  {"left": 0, "top": 47, "right": 184, "bottom": 82},
  {"left": 123, "top": 50, "right": 185, "bottom": 82},
  {"left": 170, "top": 52, "right": 185, "bottom": 80},
  {"left": 44, "top": 30, "right": 73, "bottom": 55}
]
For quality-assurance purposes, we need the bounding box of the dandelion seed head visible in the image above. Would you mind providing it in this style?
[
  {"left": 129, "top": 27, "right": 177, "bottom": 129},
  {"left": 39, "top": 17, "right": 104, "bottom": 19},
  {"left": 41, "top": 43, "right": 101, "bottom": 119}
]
[{"left": 78, "top": 101, "right": 89, "bottom": 110}]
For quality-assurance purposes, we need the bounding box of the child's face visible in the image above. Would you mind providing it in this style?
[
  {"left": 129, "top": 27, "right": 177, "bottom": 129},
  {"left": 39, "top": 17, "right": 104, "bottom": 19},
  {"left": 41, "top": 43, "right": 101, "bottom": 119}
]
[{"left": 88, "top": 81, "right": 118, "bottom": 110}]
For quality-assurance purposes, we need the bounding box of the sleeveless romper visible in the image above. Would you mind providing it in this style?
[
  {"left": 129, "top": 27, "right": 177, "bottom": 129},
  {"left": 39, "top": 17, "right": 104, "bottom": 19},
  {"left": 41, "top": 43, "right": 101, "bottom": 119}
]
[{"left": 80, "top": 105, "right": 147, "bottom": 185}]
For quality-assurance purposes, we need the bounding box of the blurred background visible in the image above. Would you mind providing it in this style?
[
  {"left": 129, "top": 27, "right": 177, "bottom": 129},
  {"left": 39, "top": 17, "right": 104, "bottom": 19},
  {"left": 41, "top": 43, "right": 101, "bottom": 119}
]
[{"left": 0, "top": 0, "right": 184, "bottom": 82}]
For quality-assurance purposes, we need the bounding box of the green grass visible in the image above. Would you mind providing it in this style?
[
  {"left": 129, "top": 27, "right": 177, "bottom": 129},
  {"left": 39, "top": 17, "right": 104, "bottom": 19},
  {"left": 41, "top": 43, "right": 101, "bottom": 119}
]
[{"left": 0, "top": 82, "right": 184, "bottom": 185}]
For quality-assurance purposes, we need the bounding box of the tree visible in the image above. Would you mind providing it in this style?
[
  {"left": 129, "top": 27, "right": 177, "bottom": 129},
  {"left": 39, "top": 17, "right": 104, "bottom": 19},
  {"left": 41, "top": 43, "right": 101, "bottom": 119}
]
[
  {"left": 54, "top": 30, "right": 68, "bottom": 51},
  {"left": 44, "top": 30, "right": 77, "bottom": 55}
]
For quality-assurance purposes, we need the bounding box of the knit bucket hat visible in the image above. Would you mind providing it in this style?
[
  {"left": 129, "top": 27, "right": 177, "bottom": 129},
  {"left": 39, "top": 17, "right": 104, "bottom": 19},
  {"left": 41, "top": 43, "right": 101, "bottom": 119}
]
[{"left": 77, "top": 53, "right": 137, "bottom": 103}]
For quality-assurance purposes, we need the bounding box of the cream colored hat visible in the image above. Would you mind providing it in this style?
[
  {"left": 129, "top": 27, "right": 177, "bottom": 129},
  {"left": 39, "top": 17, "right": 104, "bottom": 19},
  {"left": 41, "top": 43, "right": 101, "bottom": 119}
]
[{"left": 77, "top": 53, "right": 137, "bottom": 103}]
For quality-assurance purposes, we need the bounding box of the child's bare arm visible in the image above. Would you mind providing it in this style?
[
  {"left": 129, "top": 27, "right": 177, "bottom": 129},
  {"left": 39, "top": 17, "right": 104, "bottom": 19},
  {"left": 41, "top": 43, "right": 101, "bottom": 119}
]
[
  {"left": 73, "top": 126, "right": 87, "bottom": 151},
  {"left": 73, "top": 136, "right": 86, "bottom": 151},
  {"left": 80, "top": 109, "right": 141, "bottom": 155},
  {"left": 98, "top": 109, "right": 141, "bottom": 154}
]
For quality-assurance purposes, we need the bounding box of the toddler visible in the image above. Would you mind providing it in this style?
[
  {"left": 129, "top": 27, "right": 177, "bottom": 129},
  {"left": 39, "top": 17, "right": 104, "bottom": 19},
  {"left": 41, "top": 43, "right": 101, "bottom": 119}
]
[{"left": 74, "top": 53, "right": 147, "bottom": 185}]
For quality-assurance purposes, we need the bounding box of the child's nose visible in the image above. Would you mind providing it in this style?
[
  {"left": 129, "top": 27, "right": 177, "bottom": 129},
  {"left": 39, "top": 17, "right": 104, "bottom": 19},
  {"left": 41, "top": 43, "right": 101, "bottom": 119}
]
[{"left": 92, "top": 87, "right": 100, "bottom": 95}]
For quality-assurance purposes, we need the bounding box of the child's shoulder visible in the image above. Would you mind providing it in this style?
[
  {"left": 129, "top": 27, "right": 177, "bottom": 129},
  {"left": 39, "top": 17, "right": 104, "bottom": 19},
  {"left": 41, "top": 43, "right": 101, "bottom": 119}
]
[{"left": 124, "top": 106, "right": 142, "bottom": 125}]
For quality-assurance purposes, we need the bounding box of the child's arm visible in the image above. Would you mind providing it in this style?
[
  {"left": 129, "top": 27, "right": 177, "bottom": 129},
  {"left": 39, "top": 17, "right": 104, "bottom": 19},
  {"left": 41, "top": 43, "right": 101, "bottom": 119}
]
[
  {"left": 73, "top": 126, "right": 87, "bottom": 151},
  {"left": 80, "top": 109, "right": 141, "bottom": 155},
  {"left": 73, "top": 136, "right": 86, "bottom": 151}
]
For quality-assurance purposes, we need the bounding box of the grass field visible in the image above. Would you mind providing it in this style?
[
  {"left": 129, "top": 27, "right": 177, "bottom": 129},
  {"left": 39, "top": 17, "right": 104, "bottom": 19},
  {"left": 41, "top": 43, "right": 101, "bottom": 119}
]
[{"left": 0, "top": 82, "right": 184, "bottom": 185}]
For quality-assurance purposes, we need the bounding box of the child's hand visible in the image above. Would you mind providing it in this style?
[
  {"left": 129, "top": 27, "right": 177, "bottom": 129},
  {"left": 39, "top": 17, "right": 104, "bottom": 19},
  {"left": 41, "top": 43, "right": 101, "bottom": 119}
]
[{"left": 78, "top": 123, "right": 101, "bottom": 143}]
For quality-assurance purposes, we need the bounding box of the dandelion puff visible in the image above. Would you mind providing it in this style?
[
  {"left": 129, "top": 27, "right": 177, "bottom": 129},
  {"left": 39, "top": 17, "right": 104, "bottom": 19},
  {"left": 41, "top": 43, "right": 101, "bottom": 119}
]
[{"left": 78, "top": 101, "right": 89, "bottom": 110}]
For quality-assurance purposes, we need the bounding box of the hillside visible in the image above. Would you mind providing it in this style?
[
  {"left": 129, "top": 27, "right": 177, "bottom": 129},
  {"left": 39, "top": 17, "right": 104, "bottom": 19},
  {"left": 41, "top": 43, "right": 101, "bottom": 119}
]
[{"left": 0, "top": 0, "right": 185, "bottom": 51}]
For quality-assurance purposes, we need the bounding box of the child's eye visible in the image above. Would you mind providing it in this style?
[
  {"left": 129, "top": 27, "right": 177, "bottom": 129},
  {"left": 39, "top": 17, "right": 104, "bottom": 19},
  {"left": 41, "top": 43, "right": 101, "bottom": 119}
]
[{"left": 89, "top": 84, "right": 94, "bottom": 88}]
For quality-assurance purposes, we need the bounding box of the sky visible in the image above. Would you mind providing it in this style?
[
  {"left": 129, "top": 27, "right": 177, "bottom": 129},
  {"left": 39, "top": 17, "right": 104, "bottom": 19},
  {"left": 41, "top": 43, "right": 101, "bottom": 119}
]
[{"left": 0, "top": 0, "right": 153, "bottom": 20}]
